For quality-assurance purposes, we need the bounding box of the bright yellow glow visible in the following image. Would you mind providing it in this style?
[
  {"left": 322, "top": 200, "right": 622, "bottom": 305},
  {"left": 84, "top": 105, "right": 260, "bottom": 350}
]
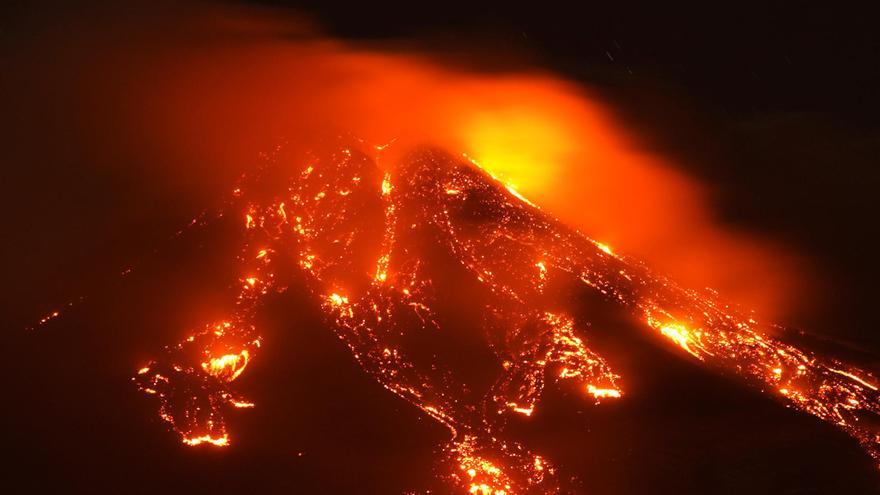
[
  {"left": 183, "top": 434, "right": 229, "bottom": 447},
  {"left": 328, "top": 293, "right": 348, "bottom": 306},
  {"left": 535, "top": 261, "right": 547, "bottom": 282},
  {"left": 381, "top": 172, "right": 393, "bottom": 195},
  {"left": 201, "top": 350, "right": 250, "bottom": 381},
  {"left": 587, "top": 385, "right": 621, "bottom": 399},
  {"left": 595, "top": 242, "right": 613, "bottom": 255},
  {"left": 462, "top": 109, "right": 569, "bottom": 194},
  {"left": 650, "top": 319, "right": 702, "bottom": 359},
  {"left": 375, "top": 254, "right": 390, "bottom": 283}
]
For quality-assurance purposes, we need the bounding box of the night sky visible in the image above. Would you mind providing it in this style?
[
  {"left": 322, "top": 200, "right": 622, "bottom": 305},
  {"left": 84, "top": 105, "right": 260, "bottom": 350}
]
[{"left": 2, "top": 1, "right": 880, "bottom": 493}]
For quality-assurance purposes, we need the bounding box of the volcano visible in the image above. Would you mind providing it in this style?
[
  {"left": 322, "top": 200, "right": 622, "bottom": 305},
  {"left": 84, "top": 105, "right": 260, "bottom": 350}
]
[
  {"left": 4, "top": 2, "right": 880, "bottom": 493},
  {"left": 60, "top": 139, "right": 873, "bottom": 494}
]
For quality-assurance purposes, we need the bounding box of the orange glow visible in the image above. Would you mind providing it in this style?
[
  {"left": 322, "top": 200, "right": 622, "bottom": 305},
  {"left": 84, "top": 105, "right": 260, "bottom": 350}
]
[
  {"left": 453, "top": 436, "right": 516, "bottom": 495},
  {"left": 109, "top": 5, "right": 807, "bottom": 322},
  {"left": 39, "top": 311, "right": 60, "bottom": 325}
]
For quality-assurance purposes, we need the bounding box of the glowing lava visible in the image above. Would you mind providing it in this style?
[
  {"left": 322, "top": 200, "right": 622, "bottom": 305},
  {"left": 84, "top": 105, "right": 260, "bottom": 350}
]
[{"left": 133, "top": 142, "right": 880, "bottom": 493}]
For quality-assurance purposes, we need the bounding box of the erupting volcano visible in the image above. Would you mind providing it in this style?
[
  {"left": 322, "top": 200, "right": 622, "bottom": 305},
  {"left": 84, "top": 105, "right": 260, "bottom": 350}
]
[
  {"left": 8, "top": 4, "right": 880, "bottom": 492},
  {"left": 124, "top": 139, "right": 880, "bottom": 494}
]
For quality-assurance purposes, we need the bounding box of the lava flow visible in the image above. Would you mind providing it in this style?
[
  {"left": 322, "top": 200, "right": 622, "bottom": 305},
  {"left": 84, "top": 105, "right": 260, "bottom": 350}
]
[{"left": 132, "top": 140, "right": 880, "bottom": 494}]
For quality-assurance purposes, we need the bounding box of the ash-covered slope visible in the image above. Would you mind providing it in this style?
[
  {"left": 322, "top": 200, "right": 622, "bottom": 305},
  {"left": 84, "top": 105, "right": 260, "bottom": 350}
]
[{"left": 131, "top": 143, "right": 880, "bottom": 494}]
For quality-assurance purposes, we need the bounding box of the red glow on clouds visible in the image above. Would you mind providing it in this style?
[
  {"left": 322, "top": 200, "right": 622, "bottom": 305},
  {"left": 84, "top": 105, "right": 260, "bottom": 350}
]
[{"left": 52, "top": 4, "right": 806, "bottom": 319}]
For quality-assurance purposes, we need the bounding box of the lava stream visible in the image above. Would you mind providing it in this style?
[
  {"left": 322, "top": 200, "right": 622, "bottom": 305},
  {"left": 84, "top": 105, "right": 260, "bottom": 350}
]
[{"left": 134, "top": 143, "right": 880, "bottom": 494}]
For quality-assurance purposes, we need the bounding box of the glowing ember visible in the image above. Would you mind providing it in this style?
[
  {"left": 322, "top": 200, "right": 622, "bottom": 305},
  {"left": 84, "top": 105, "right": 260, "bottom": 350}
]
[
  {"left": 202, "top": 350, "right": 250, "bottom": 382},
  {"left": 594, "top": 242, "right": 614, "bottom": 256},
  {"left": 587, "top": 385, "right": 622, "bottom": 399},
  {"left": 183, "top": 434, "right": 229, "bottom": 447},
  {"left": 131, "top": 141, "right": 880, "bottom": 492}
]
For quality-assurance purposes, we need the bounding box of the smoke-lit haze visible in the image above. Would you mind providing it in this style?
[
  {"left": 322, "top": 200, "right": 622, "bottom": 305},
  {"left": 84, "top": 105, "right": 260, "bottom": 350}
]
[{"left": 5, "top": 2, "right": 807, "bottom": 321}]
